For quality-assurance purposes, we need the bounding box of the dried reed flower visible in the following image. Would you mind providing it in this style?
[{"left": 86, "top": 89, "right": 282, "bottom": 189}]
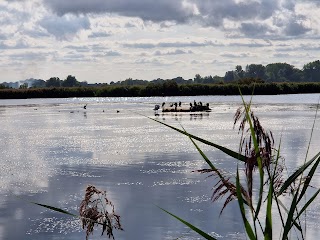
[
  {"left": 79, "top": 185, "right": 123, "bottom": 240},
  {"left": 194, "top": 168, "right": 250, "bottom": 215},
  {"left": 233, "top": 107, "right": 286, "bottom": 199},
  {"left": 195, "top": 106, "right": 287, "bottom": 215}
]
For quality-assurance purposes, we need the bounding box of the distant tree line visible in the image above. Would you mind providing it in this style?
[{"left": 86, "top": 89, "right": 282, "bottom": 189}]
[
  {"left": 1, "top": 82, "right": 320, "bottom": 99},
  {"left": 0, "top": 75, "right": 88, "bottom": 89},
  {"left": 1, "top": 60, "right": 320, "bottom": 91},
  {"left": 108, "top": 60, "right": 320, "bottom": 85},
  {"left": 224, "top": 60, "right": 320, "bottom": 83}
]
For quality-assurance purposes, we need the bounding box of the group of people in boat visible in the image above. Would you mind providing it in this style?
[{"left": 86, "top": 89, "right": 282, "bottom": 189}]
[{"left": 154, "top": 101, "right": 211, "bottom": 112}]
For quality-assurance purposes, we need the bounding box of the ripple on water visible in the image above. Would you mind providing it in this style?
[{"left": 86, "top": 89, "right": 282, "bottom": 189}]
[
  {"left": 151, "top": 178, "right": 200, "bottom": 187},
  {"left": 156, "top": 160, "right": 204, "bottom": 168},
  {"left": 58, "top": 170, "right": 101, "bottom": 178},
  {"left": 183, "top": 194, "right": 210, "bottom": 203},
  {"left": 27, "top": 217, "right": 82, "bottom": 235},
  {"left": 1, "top": 96, "right": 320, "bottom": 240},
  {"left": 116, "top": 182, "right": 143, "bottom": 186}
]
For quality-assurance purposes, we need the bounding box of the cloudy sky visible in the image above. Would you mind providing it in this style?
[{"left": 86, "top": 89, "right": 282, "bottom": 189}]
[{"left": 1, "top": 0, "right": 319, "bottom": 83}]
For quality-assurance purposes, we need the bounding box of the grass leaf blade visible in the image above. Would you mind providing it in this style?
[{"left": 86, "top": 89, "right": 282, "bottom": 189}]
[
  {"left": 180, "top": 125, "right": 215, "bottom": 170},
  {"left": 293, "top": 189, "right": 320, "bottom": 228},
  {"left": 264, "top": 182, "right": 273, "bottom": 240},
  {"left": 30, "top": 202, "right": 78, "bottom": 217},
  {"left": 158, "top": 206, "right": 217, "bottom": 240},
  {"left": 239, "top": 91, "right": 264, "bottom": 221},
  {"left": 278, "top": 152, "right": 320, "bottom": 196},
  {"left": 282, "top": 191, "right": 300, "bottom": 239},
  {"left": 236, "top": 168, "right": 256, "bottom": 240},
  {"left": 297, "top": 155, "right": 320, "bottom": 204},
  {"left": 145, "top": 115, "right": 246, "bottom": 162}
]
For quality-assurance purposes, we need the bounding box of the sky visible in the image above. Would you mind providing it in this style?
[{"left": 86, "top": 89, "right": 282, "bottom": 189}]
[{"left": 0, "top": 0, "right": 320, "bottom": 84}]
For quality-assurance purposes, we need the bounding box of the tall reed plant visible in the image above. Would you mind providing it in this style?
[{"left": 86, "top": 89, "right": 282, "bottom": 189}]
[{"left": 150, "top": 95, "right": 320, "bottom": 240}]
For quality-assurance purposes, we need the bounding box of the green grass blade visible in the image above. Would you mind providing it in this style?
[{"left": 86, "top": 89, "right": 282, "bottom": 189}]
[
  {"left": 145, "top": 115, "right": 246, "bottom": 162},
  {"left": 297, "top": 155, "right": 320, "bottom": 204},
  {"left": 264, "top": 179, "right": 273, "bottom": 240},
  {"left": 293, "top": 189, "right": 320, "bottom": 228},
  {"left": 30, "top": 202, "right": 78, "bottom": 217},
  {"left": 272, "top": 137, "right": 286, "bottom": 230},
  {"left": 277, "top": 199, "right": 302, "bottom": 232},
  {"left": 239, "top": 91, "right": 264, "bottom": 221},
  {"left": 182, "top": 125, "right": 251, "bottom": 207},
  {"left": 180, "top": 125, "right": 216, "bottom": 170},
  {"left": 158, "top": 206, "right": 217, "bottom": 240},
  {"left": 282, "top": 191, "right": 300, "bottom": 239},
  {"left": 278, "top": 151, "right": 320, "bottom": 196},
  {"left": 236, "top": 168, "right": 256, "bottom": 240},
  {"left": 300, "top": 98, "right": 319, "bottom": 175}
]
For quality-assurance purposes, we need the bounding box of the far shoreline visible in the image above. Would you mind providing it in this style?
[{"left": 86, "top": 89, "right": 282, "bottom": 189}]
[{"left": 1, "top": 82, "right": 320, "bottom": 99}]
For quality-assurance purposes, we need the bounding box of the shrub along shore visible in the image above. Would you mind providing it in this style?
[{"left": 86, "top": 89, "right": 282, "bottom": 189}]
[{"left": 1, "top": 82, "right": 320, "bottom": 99}]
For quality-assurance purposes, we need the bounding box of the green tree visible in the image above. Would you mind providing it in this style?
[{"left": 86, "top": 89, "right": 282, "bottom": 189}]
[
  {"left": 265, "top": 63, "right": 301, "bottom": 82},
  {"left": 235, "top": 65, "right": 245, "bottom": 79},
  {"left": 46, "top": 77, "right": 61, "bottom": 87},
  {"left": 303, "top": 60, "right": 320, "bottom": 81},
  {"left": 245, "top": 64, "right": 266, "bottom": 79},
  {"left": 121, "top": 78, "right": 134, "bottom": 85},
  {"left": 213, "top": 75, "right": 224, "bottom": 83},
  {"left": 162, "top": 80, "right": 179, "bottom": 96},
  {"left": 202, "top": 75, "right": 214, "bottom": 84},
  {"left": 224, "top": 71, "right": 235, "bottom": 82},
  {"left": 172, "top": 76, "right": 185, "bottom": 84},
  {"left": 62, "top": 75, "right": 80, "bottom": 87},
  {"left": 19, "top": 83, "right": 28, "bottom": 89},
  {"left": 32, "top": 79, "right": 46, "bottom": 88},
  {"left": 194, "top": 74, "right": 203, "bottom": 83}
]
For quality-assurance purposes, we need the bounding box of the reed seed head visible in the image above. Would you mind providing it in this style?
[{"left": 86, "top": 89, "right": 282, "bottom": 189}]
[{"left": 79, "top": 185, "right": 123, "bottom": 240}]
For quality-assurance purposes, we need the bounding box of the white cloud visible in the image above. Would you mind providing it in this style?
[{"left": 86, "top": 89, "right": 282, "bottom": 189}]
[
  {"left": 220, "top": 52, "right": 254, "bottom": 58},
  {"left": 0, "top": 38, "right": 31, "bottom": 49},
  {"left": 104, "top": 50, "right": 122, "bottom": 56},
  {"left": 43, "top": 0, "right": 193, "bottom": 23},
  {"left": 63, "top": 45, "right": 90, "bottom": 52},
  {"left": 122, "top": 38, "right": 223, "bottom": 49},
  {"left": 39, "top": 14, "right": 90, "bottom": 40},
  {"left": 284, "top": 20, "right": 311, "bottom": 36},
  {"left": 134, "top": 57, "right": 167, "bottom": 65},
  {"left": 88, "top": 31, "right": 112, "bottom": 38},
  {"left": 41, "top": 0, "right": 317, "bottom": 39},
  {"left": 0, "top": 0, "right": 320, "bottom": 83},
  {"left": 8, "top": 51, "right": 49, "bottom": 61},
  {"left": 153, "top": 49, "right": 193, "bottom": 56}
]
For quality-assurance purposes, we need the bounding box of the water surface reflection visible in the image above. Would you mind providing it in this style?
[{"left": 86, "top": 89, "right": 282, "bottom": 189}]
[{"left": 0, "top": 95, "right": 319, "bottom": 239}]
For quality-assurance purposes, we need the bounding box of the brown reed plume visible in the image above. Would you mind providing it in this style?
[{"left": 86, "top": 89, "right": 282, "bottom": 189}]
[
  {"left": 79, "top": 185, "right": 123, "bottom": 240},
  {"left": 233, "top": 107, "right": 284, "bottom": 197},
  {"left": 196, "top": 168, "right": 250, "bottom": 215},
  {"left": 195, "top": 106, "right": 285, "bottom": 214},
  {"left": 233, "top": 106, "right": 287, "bottom": 198}
]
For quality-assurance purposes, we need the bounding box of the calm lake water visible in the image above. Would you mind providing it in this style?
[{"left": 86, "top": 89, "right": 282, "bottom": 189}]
[{"left": 0, "top": 94, "right": 320, "bottom": 240}]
